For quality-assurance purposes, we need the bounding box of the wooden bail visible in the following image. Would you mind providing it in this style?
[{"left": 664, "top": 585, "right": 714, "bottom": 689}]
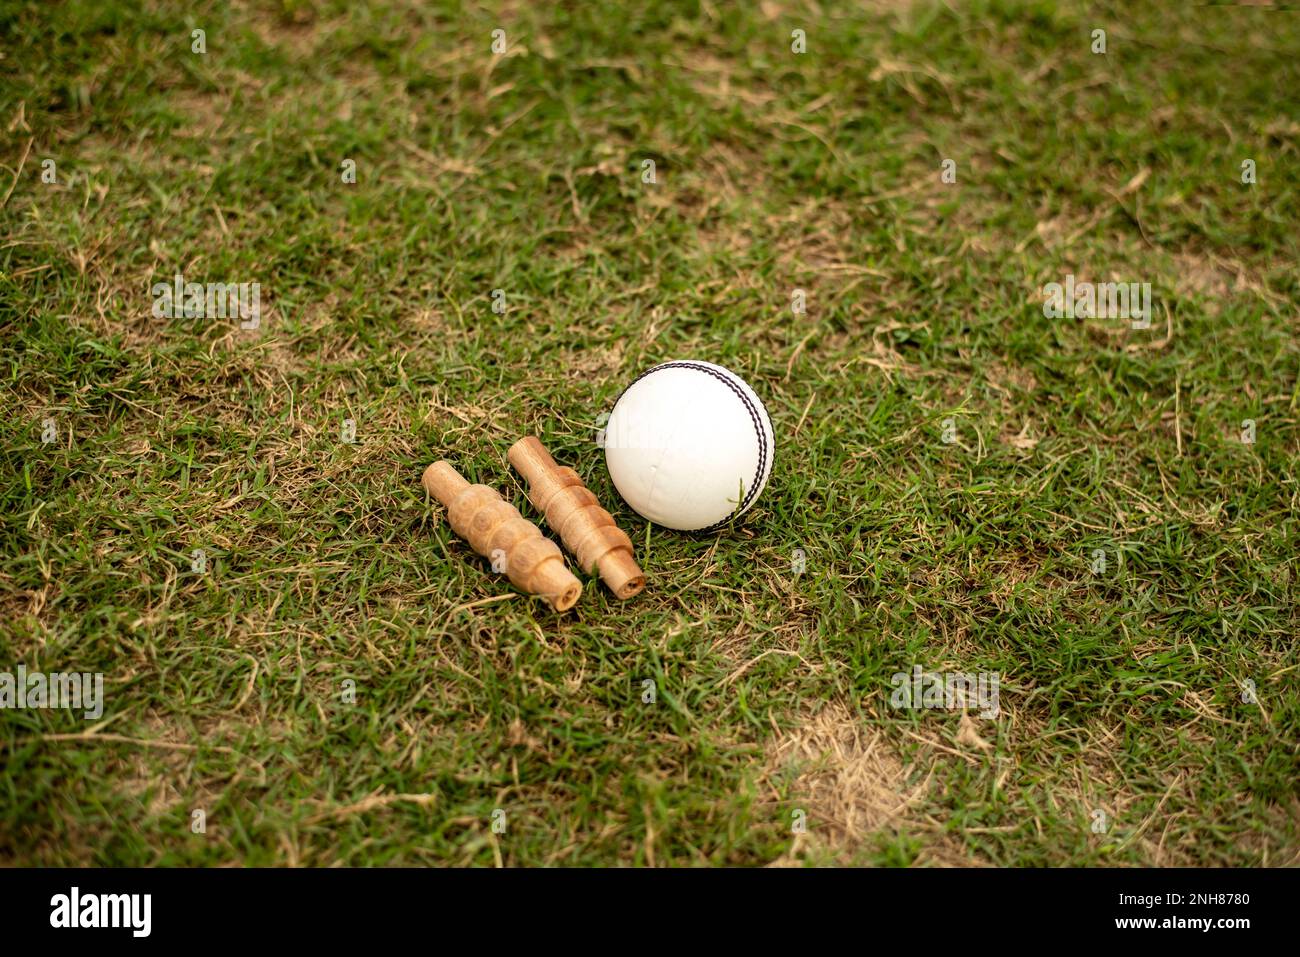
[
  {"left": 422, "top": 460, "right": 582, "bottom": 612},
  {"left": 507, "top": 436, "right": 645, "bottom": 600}
]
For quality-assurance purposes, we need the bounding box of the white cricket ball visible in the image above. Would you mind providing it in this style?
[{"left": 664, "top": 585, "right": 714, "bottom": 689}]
[{"left": 603, "top": 360, "right": 775, "bottom": 531}]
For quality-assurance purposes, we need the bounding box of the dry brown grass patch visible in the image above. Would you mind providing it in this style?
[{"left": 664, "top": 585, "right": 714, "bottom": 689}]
[{"left": 762, "top": 700, "right": 982, "bottom": 865}]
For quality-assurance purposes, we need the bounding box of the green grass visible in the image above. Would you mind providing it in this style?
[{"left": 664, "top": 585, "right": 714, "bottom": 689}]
[{"left": 1, "top": 0, "right": 1296, "bottom": 866}]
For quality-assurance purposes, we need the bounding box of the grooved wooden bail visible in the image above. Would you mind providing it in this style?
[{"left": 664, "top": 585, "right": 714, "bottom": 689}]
[
  {"left": 422, "top": 460, "right": 582, "bottom": 612},
  {"left": 507, "top": 436, "right": 645, "bottom": 600}
]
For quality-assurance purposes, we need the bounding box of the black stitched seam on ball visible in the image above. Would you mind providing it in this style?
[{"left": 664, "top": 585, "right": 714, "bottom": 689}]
[{"left": 614, "top": 361, "right": 768, "bottom": 533}]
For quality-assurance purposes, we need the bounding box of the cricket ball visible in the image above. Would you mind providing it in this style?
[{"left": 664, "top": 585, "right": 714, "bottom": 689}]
[{"left": 603, "top": 360, "right": 774, "bottom": 531}]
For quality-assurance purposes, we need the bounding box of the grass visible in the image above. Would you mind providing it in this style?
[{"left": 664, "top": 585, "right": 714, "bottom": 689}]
[{"left": 0, "top": 0, "right": 1297, "bottom": 867}]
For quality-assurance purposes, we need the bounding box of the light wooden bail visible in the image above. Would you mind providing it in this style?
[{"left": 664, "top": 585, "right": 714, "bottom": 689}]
[
  {"left": 507, "top": 437, "right": 645, "bottom": 600},
  {"left": 423, "top": 460, "right": 582, "bottom": 611}
]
